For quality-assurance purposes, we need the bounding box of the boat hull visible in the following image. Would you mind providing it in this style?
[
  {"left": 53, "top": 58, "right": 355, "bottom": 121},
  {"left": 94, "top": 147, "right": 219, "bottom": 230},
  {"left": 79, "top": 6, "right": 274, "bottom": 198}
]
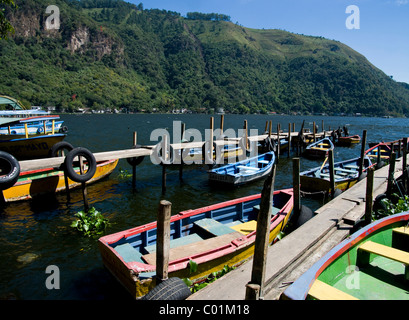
[
  {"left": 2, "top": 159, "right": 118, "bottom": 202},
  {"left": 0, "top": 134, "right": 66, "bottom": 160},
  {"left": 282, "top": 212, "right": 409, "bottom": 300},
  {"left": 98, "top": 189, "right": 293, "bottom": 299},
  {"left": 337, "top": 135, "right": 361, "bottom": 146},
  {"left": 303, "top": 138, "right": 334, "bottom": 159}
]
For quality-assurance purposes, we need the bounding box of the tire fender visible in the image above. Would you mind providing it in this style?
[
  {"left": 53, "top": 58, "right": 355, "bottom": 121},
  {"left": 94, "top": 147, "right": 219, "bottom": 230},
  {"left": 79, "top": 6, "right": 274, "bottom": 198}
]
[
  {"left": 49, "top": 141, "right": 74, "bottom": 157},
  {"left": 64, "top": 148, "right": 97, "bottom": 183},
  {"left": 141, "top": 277, "right": 191, "bottom": 300},
  {"left": 0, "top": 151, "right": 20, "bottom": 190}
]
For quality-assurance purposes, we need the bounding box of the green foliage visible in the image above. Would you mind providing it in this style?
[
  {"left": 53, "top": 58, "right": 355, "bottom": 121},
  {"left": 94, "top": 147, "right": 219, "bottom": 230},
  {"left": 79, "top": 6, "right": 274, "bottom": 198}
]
[
  {"left": 182, "top": 263, "right": 235, "bottom": 293},
  {"left": 0, "top": 0, "right": 17, "bottom": 39},
  {"left": 373, "top": 193, "right": 409, "bottom": 220},
  {"left": 71, "top": 207, "right": 110, "bottom": 237},
  {"left": 2, "top": 0, "right": 409, "bottom": 115}
]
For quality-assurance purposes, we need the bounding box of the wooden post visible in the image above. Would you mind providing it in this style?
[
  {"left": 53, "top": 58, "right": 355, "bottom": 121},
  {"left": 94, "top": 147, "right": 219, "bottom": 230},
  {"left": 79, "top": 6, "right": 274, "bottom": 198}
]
[
  {"left": 162, "top": 135, "right": 168, "bottom": 194},
  {"left": 365, "top": 168, "right": 374, "bottom": 225},
  {"left": 276, "top": 124, "right": 280, "bottom": 159},
  {"left": 403, "top": 138, "right": 408, "bottom": 192},
  {"left": 210, "top": 117, "right": 214, "bottom": 159},
  {"left": 359, "top": 130, "right": 367, "bottom": 176},
  {"left": 79, "top": 156, "right": 89, "bottom": 212},
  {"left": 293, "top": 158, "right": 301, "bottom": 220},
  {"left": 288, "top": 123, "right": 291, "bottom": 158},
  {"left": 245, "top": 165, "right": 276, "bottom": 300},
  {"left": 387, "top": 153, "right": 396, "bottom": 197},
  {"left": 132, "top": 132, "right": 137, "bottom": 189},
  {"left": 156, "top": 200, "right": 172, "bottom": 284},
  {"left": 244, "top": 120, "right": 249, "bottom": 150},
  {"left": 313, "top": 122, "right": 316, "bottom": 143},
  {"left": 220, "top": 114, "right": 224, "bottom": 137},
  {"left": 268, "top": 121, "right": 272, "bottom": 138},
  {"left": 328, "top": 149, "right": 336, "bottom": 199}
]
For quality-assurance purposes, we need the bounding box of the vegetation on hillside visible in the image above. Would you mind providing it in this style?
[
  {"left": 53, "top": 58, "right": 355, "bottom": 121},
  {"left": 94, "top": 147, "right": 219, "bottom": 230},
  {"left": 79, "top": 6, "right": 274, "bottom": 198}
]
[{"left": 1, "top": 0, "right": 409, "bottom": 116}]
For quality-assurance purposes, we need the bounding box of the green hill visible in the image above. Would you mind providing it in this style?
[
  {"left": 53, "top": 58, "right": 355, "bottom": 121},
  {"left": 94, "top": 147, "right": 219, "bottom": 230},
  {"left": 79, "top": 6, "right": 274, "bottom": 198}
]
[{"left": 1, "top": 0, "right": 409, "bottom": 116}]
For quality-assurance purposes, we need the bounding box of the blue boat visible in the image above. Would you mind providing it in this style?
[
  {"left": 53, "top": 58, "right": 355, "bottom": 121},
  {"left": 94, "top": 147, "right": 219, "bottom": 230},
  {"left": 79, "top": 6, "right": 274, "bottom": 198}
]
[
  {"left": 303, "top": 138, "right": 334, "bottom": 159},
  {"left": 208, "top": 151, "right": 275, "bottom": 186}
]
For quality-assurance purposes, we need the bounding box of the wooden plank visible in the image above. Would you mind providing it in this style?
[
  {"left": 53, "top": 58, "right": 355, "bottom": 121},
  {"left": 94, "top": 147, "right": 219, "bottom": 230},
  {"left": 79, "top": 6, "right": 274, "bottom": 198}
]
[
  {"left": 358, "top": 241, "right": 409, "bottom": 265},
  {"left": 308, "top": 280, "right": 359, "bottom": 300},
  {"left": 142, "top": 231, "right": 243, "bottom": 266},
  {"left": 393, "top": 227, "right": 409, "bottom": 236},
  {"left": 230, "top": 220, "right": 257, "bottom": 235}
]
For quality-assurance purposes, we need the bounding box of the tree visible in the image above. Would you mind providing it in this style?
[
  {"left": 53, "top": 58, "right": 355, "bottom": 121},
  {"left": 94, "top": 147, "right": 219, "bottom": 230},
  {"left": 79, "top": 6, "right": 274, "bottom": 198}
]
[{"left": 0, "top": 0, "right": 16, "bottom": 40}]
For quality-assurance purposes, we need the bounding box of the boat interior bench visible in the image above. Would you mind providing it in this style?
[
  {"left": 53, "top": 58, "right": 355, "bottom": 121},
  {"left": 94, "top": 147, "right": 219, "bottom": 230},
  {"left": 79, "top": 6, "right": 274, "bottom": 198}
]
[
  {"left": 308, "top": 280, "right": 359, "bottom": 300},
  {"left": 237, "top": 165, "right": 260, "bottom": 172},
  {"left": 144, "top": 233, "right": 203, "bottom": 254},
  {"left": 141, "top": 231, "right": 243, "bottom": 266}
]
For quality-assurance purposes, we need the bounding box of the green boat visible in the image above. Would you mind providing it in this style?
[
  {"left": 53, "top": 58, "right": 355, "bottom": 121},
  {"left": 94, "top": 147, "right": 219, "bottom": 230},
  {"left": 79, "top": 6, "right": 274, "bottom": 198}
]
[{"left": 282, "top": 211, "right": 409, "bottom": 300}]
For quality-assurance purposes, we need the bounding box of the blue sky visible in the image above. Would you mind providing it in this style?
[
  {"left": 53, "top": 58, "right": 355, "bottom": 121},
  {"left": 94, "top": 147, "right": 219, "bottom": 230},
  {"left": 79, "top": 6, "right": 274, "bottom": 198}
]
[{"left": 130, "top": 0, "right": 409, "bottom": 84}]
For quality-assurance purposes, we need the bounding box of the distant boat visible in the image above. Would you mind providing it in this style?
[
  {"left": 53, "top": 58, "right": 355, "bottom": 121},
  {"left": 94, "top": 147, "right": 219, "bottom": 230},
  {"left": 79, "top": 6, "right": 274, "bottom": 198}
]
[
  {"left": 336, "top": 135, "right": 361, "bottom": 146},
  {"left": 208, "top": 151, "right": 275, "bottom": 186},
  {"left": 0, "top": 115, "right": 65, "bottom": 135},
  {"left": 368, "top": 138, "right": 408, "bottom": 155},
  {"left": 300, "top": 156, "right": 373, "bottom": 193},
  {"left": 98, "top": 188, "right": 294, "bottom": 299},
  {"left": 303, "top": 138, "right": 334, "bottom": 159},
  {"left": 365, "top": 143, "right": 392, "bottom": 167},
  {"left": 0, "top": 95, "right": 50, "bottom": 117},
  {"left": 282, "top": 211, "right": 409, "bottom": 300}
]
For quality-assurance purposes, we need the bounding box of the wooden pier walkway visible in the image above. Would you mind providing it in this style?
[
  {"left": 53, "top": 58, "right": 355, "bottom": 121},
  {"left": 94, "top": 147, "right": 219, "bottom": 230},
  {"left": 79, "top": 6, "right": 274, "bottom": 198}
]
[
  {"left": 187, "top": 153, "right": 407, "bottom": 300},
  {"left": 18, "top": 130, "right": 330, "bottom": 172}
]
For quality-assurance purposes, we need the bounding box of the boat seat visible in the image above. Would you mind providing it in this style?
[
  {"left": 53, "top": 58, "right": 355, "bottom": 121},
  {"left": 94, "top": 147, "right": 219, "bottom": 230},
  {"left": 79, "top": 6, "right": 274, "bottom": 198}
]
[
  {"left": 308, "top": 280, "right": 359, "bottom": 300},
  {"left": 194, "top": 218, "right": 237, "bottom": 236},
  {"left": 143, "top": 233, "right": 203, "bottom": 254},
  {"left": 335, "top": 168, "right": 357, "bottom": 174},
  {"left": 344, "top": 164, "right": 359, "bottom": 170},
  {"left": 237, "top": 165, "right": 259, "bottom": 172},
  {"left": 114, "top": 243, "right": 144, "bottom": 263},
  {"left": 252, "top": 205, "right": 281, "bottom": 216},
  {"left": 258, "top": 160, "right": 269, "bottom": 165},
  {"left": 230, "top": 220, "right": 257, "bottom": 235},
  {"left": 357, "top": 241, "right": 409, "bottom": 280},
  {"left": 319, "top": 173, "right": 343, "bottom": 179},
  {"left": 142, "top": 231, "right": 243, "bottom": 266},
  {"left": 393, "top": 227, "right": 409, "bottom": 236}
]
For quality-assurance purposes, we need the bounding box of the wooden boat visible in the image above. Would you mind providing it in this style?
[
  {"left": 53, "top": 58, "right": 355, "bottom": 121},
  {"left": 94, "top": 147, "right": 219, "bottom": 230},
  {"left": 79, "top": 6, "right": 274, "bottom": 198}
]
[
  {"left": 336, "top": 135, "right": 361, "bottom": 146},
  {"left": 300, "top": 156, "right": 373, "bottom": 193},
  {"left": 282, "top": 211, "right": 409, "bottom": 300},
  {"left": 0, "top": 133, "right": 66, "bottom": 160},
  {"left": 0, "top": 95, "right": 50, "bottom": 117},
  {"left": 98, "top": 188, "right": 294, "bottom": 299},
  {"left": 303, "top": 138, "right": 334, "bottom": 159},
  {"left": 0, "top": 115, "right": 65, "bottom": 135},
  {"left": 365, "top": 143, "right": 392, "bottom": 167},
  {"left": 369, "top": 138, "right": 408, "bottom": 155},
  {"left": 208, "top": 151, "right": 275, "bottom": 186},
  {"left": 1, "top": 159, "right": 118, "bottom": 202}
]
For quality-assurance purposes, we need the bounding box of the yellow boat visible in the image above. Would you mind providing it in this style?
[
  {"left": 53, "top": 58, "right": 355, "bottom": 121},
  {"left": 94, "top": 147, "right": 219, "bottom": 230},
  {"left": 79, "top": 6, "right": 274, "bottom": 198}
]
[{"left": 2, "top": 159, "right": 118, "bottom": 202}]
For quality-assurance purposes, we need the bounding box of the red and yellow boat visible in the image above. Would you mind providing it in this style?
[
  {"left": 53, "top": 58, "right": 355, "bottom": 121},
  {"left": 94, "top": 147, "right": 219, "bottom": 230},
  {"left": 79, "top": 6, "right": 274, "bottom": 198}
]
[
  {"left": 1, "top": 159, "right": 118, "bottom": 202},
  {"left": 98, "top": 189, "right": 294, "bottom": 299}
]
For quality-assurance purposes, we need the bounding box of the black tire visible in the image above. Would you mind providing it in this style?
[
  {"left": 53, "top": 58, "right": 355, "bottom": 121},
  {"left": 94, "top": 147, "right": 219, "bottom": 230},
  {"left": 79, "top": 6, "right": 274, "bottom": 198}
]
[
  {"left": 373, "top": 193, "right": 388, "bottom": 213},
  {"left": 0, "top": 151, "right": 20, "bottom": 190},
  {"left": 59, "top": 126, "right": 68, "bottom": 133},
  {"left": 64, "top": 148, "right": 97, "bottom": 183},
  {"left": 141, "top": 277, "right": 192, "bottom": 301},
  {"left": 294, "top": 205, "right": 314, "bottom": 228},
  {"left": 126, "top": 145, "right": 145, "bottom": 167},
  {"left": 49, "top": 141, "right": 74, "bottom": 158}
]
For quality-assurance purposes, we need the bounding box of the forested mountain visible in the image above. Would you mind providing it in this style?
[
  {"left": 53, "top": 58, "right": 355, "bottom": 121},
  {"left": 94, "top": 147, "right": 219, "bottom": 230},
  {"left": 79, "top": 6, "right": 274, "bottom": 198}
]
[{"left": 2, "top": 0, "right": 409, "bottom": 116}]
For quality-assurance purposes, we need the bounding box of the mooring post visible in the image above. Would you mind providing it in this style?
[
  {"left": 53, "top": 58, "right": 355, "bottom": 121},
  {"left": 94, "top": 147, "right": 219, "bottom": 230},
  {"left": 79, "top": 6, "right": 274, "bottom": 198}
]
[
  {"left": 292, "top": 158, "right": 301, "bottom": 220},
  {"left": 328, "top": 149, "right": 336, "bottom": 199},
  {"left": 79, "top": 156, "right": 89, "bottom": 212},
  {"left": 365, "top": 168, "right": 375, "bottom": 225},
  {"left": 403, "top": 138, "right": 408, "bottom": 192},
  {"left": 245, "top": 165, "right": 276, "bottom": 300},
  {"left": 244, "top": 120, "right": 249, "bottom": 150},
  {"left": 161, "top": 135, "right": 168, "bottom": 194},
  {"left": 220, "top": 114, "right": 224, "bottom": 138},
  {"left": 156, "top": 200, "right": 172, "bottom": 284},
  {"left": 288, "top": 123, "right": 291, "bottom": 158},
  {"left": 359, "top": 130, "right": 367, "bottom": 176},
  {"left": 132, "top": 132, "right": 137, "bottom": 188},
  {"left": 387, "top": 152, "right": 396, "bottom": 197},
  {"left": 276, "top": 124, "right": 280, "bottom": 160}
]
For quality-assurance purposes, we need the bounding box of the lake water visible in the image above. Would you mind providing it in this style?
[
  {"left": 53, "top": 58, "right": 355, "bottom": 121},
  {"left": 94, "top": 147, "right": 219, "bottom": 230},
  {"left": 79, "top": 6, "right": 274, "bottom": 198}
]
[{"left": 1, "top": 113, "right": 409, "bottom": 300}]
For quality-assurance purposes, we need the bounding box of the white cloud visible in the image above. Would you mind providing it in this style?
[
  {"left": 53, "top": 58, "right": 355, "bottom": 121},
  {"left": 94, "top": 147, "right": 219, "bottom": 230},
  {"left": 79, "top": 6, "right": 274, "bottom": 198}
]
[{"left": 396, "top": 0, "right": 409, "bottom": 5}]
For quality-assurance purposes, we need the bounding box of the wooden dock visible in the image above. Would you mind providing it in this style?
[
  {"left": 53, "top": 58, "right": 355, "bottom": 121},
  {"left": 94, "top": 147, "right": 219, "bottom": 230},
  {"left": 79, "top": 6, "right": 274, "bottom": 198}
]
[{"left": 187, "top": 153, "right": 407, "bottom": 300}]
